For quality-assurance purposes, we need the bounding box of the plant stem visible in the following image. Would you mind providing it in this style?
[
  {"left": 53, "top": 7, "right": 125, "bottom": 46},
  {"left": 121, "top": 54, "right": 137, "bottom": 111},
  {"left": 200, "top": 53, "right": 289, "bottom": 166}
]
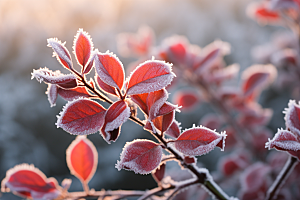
[
  {"left": 265, "top": 156, "right": 298, "bottom": 200},
  {"left": 80, "top": 75, "right": 231, "bottom": 200}
]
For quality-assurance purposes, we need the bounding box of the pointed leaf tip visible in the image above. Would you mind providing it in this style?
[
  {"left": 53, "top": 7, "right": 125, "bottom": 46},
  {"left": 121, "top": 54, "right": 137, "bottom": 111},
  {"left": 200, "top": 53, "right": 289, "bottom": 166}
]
[
  {"left": 116, "top": 139, "right": 163, "bottom": 174},
  {"left": 126, "top": 60, "right": 175, "bottom": 95},
  {"left": 66, "top": 136, "right": 98, "bottom": 183},
  {"left": 73, "top": 29, "right": 94, "bottom": 71}
]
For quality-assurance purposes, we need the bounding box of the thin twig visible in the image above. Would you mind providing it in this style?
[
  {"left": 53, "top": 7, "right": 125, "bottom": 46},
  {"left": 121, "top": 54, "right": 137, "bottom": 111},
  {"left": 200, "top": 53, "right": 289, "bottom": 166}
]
[{"left": 265, "top": 156, "right": 298, "bottom": 200}]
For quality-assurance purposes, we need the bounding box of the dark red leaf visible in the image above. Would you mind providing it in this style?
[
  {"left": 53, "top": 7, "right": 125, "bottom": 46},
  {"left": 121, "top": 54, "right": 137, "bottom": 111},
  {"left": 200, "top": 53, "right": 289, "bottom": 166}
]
[
  {"left": 165, "top": 120, "right": 181, "bottom": 138},
  {"left": 100, "top": 100, "right": 130, "bottom": 143},
  {"left": 157, "top": 102, "right": 178, "bottom": 116},
  {"left": 1, "top": 164, "right": 60, "bottom": 200},
  {"left": 56, "top": 98, "right": 106, "bottom": 135},
  {"left": 73, "top": 29, "right": 93, "bottom": 68},
  {"left": 284, "top": 100, "right": 300, "bottom": 138},
  {"left": 47, "top": 38, "right": 73, "bottom": 70},
  {"left": 58, "top": 86, "right": 93, "bottom": 101},
  {"left": 46, "top": 84, "right": 58, "bottom": 107},
  {"left": 94, "top": 51, "right": 125, "bottom": 90},
  {"left": 247, "top": 2, "right": 280, "bottom": 24},
  {"left": 152, "top": 163, "right": 165, "bottom": 185},
  {"left": 184, "top": 156, "right": 196, "bottom": 164},
  {"left": 83, "top": 53, "right": 96, "bottom": 74},
  {"left": 116, "top": 139, "right": 163, "bottom": 174},
  {"left": 174, "top": 126, "right": 226, "bottom": 156},
  {"left": 95, "top": 75, "right": 118, "bottom": 96},
  {"left": 147, "top": 89, "right": 168, "bottom": 121},
  {"left": 66, "top": 136, "right": 98, "bottom": 183},
  {"left": 126, "top": 60, "right": 175, "bottom": 95},
  {"left": 242, "top": 64, "right": 277, "bottom": 98}
]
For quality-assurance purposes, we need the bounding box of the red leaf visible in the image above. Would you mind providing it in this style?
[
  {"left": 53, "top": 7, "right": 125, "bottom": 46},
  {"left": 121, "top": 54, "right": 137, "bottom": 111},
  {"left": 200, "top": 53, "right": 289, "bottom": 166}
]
[
  {"left": 31, "top": 67, "right": 77, "bottom": 86},
  {"left": 58, "top": 86, "right": 93, "bottom": 101},
  {"left": 56, "top": 98, "right": 106, "bottom": 135},
  {"left": 242, "top": 64, "right": 277, "bottom": 98},
  {"left": 266, "top": 129, "right": 300, "bottom": 157},
  {"left": 47, "top": 38, "right": 73, "bottom": 70},
  {"left": 174, "top": 126, "right": 226, "bottom": 156},
  {"left": 83, "top": 53, "right": 96, "bottom": 74},
  {"left": 157, "top": 102, "right": 178, "bottom": 116},
  {"left": 100, "top": 100, "right": 130, "bottom": 143},
  {"left": 126, "top": 60, "right": 175, "bottom": 95},
  {"left": 1, "top": 164, "right": 60, "bottom": 200},
  {"left": 152, "top": 110, "right": 175, "bottom": 133},
  {"left": 152, "top": 163, "right": 165, "bottom": 185},
  {"left": 116, "top": 139, "right": 163, "bottom": 174},
  {"left": 46, "top": 84, "right": 58, "bottom": 107},
  {"left": 173, "top": 90, "right": 199, "bottom": 111},
  {"left": 66, "top": 136, "right": 98, "bottom": 183},
  {"left": 147, "top": 89, "right": 168, "bottom": 121},
  {"left": 247, "top": 2, "right": 280, "bottom": 24},
  {"left": 73, "top": 29, "right": 93, "bottom": 69},
  {"left": 284, "top": 100, "right": 300, "bottom": 138},
  {"left": 130, "top": 93, "right": 149, "bottom": 115},
  {"left": 94, "top": 51, "right": 125, "bottom": 90},
  {"left": 184, "top": 156, "right": 196, "bottom": 164},
  {"left": 95, "top": 75, "right": 118, "bottom": 96},
  {"left": 165, "top": 120, "right": 181, "bottom": 138}
]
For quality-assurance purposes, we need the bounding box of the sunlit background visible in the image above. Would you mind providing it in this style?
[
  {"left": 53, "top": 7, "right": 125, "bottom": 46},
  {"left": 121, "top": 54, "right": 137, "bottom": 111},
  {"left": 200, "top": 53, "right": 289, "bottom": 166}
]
[{"left": 0, "top": 0, "right": 287, "bottom": 199}]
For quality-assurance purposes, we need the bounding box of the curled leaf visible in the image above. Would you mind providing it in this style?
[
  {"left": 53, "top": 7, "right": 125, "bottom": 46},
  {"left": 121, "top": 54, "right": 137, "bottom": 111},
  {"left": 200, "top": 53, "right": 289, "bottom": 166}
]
[
  {"left": 100, "top": 100, "right": 130, "bottom": 143},
  {"left": 58, "top": 86, "right": 93, "bottom": 101},
  {"left": 126, "top": 60, "right": 175, "bottom": 95},
  {"left": 95, "top": 74, "right": 118, "bottom": 96},
  {"left": 47, "top": 38, "right": 73, "bottom": 70},
  {"left": 116, "top": 139, "right": 163, "bottom": 174},
  {"left": 174, "top": 125, "right": 226, "bottom": 156},
  {"left": 66, "top": 136, "right": 98, "bottom": 183},
  {"left": 46, "top": 84, "right": 58, "bottom": 107},
  {"left": 284, "top": 100, "right": 300, "bottom": 138},
  {"left": 1, "top": 164, "right": 60, "bottom": 200},
  {"left": 56, "top": 98, "right": 106, "bottom": 135}
]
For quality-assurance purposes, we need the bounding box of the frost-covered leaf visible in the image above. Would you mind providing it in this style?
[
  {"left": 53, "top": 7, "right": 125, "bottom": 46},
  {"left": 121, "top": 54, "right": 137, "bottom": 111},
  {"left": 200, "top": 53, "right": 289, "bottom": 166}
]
[
  {"left": 46, "top": 84, "right": 58, "bottom": 107},
  {"left": 126, "top": 60, "right": 175, "bottom": 95},
  {"left": 100, "top": 100, "right": 130, "bottom": 143},
  {"left": 116, "top": 139, "right": 163, "bottom": 174},
  {"left": 94, "top": 51, "right": 125, "bottom": 90},
  {"left": 95, "top": 75, "right": 118, "bottom": 96},
  {"left": 174, "top": 126, "right": 226, "bottom": 156},
  {"left": 73, "top": 29, "right": 93, "bottom": 69},
  {"left": 1, "top": 164, "right": 60, "bottom": 200},
  {"left": 242, "top": 64, "right": 277, "bottom": 98},
  {"left": 47, "top": 38, "right": 73, "bottom": 70},
  {"left": 66, "top": 136, "right": 98, "bottom": 183},
  {"left": 152, "top": 163, "right": 165, "bottom": 185},
  {"left": 165, "top": 120, "right": 181, "bottom": 138},
  {"left": 31, "top": 67, "right": 77, "bottom": 87},
  {"left": 83, "top": 53, "right": 96, "bottom": 74},
  {"left": 56, "top": 98, "right": 106, "bottom": 135},
  {"left": 173, "top": 90, "right": 199, "bottom": 111},
  {"left": 58, "top": 86, "right": 93, "bottom": 101},
  {"left": 284, "top": 100, "right": 300, "bottom": 138},
  {"left": 266, "top": 129, "right": 300, "bottom": 157}
]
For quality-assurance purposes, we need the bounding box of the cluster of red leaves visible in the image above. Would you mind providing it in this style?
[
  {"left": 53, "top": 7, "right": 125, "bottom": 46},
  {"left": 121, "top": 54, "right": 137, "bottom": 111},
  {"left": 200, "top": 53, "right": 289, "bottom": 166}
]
[
  {"left": 3, "top": 29, "right": 231, "bottom": 199},
  {"left": 1, "top": 136, "right": 97, "bottom": 199}
]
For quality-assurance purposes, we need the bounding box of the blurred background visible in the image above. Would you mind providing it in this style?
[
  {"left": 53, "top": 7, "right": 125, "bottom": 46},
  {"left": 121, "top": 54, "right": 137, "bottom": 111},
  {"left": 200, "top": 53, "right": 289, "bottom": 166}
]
[{"left": 0, "top": 0, "right": 289, "bottom": 199}]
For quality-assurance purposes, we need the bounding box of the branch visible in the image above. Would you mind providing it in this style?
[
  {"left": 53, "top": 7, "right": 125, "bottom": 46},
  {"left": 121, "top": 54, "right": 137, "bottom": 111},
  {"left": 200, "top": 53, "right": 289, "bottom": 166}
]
[{"left": 265, "top": 155, "right": 298, "bottom": 200}]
